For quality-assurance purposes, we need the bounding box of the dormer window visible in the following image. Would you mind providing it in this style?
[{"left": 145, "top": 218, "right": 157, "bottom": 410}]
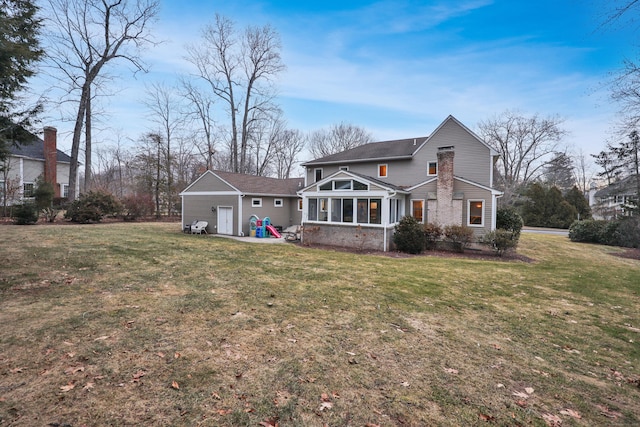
[{"left": 428, "top": 161, "right": 437, "bottom": 176}]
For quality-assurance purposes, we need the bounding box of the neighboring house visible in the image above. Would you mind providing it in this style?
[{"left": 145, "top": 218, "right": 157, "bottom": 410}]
[
  {"left": 180, "top": 170, "right": 304, "bottom": 235},
  {"left": 589, "top": 175, "right": 639, "bottom": 219},
  {"left": 298, "top": 115, "right": 502, "bottom": 251},
  {"left": 1, "top": 127, "right": 72, "bottom": 206}
]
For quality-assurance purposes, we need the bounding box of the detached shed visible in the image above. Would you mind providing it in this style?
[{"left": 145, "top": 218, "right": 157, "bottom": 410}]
[{"left": 180, "top": 170, "right": 304, "bottom": 236}]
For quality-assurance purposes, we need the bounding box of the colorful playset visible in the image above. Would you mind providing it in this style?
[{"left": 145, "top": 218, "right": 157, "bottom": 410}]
[{"left": 249, "top": 215, "right": 282, "bottom": 238}]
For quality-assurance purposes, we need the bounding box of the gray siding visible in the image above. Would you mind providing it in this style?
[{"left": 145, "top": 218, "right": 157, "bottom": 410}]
[
  {"left": 183, "top": 194, "right": 239, "bottom": 235},
  {"left": 305, "top": 120, "right": 493, "bottom": 188},
  {"left": 241, "top": 196, "right": 301, "bottom": 236},
  {"left": 186, "top": 172, "right": 236, "bottom": 192}
]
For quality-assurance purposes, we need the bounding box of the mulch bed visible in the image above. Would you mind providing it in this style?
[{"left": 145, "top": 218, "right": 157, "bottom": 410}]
[
  {"left": 612, "top": 248, "right": 640, "bottom": 260},
  {"left": 296, "top": 242, "right": 535, "bottom": 263}
]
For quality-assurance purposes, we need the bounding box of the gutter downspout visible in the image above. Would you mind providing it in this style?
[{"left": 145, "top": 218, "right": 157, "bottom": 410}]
[{"left": 239, "top": 194, "right": 244, "bottom": 236}]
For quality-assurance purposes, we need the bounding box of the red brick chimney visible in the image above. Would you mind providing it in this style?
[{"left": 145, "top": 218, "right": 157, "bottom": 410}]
[{"left": 43, "top": 126, "right": 59, "bottom": 197}]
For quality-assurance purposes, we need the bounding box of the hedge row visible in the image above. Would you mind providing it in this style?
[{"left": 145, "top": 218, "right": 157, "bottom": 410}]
[{"left": 569, "top": 217, "right": 640, "bottom": 248}]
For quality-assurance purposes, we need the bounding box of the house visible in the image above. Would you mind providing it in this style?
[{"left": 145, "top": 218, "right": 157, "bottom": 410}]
[
  {"left": 1, "top": 127, "right": 72, "bottom": 206},
  {"left": 180, "top": 170, "right": 304, "bottom": 235},
  {"left": 589, "top": 175, "right": 639, "bottom": 219},
  {"left": 297, "top": 115, "right": 503, "bottom": 251}
]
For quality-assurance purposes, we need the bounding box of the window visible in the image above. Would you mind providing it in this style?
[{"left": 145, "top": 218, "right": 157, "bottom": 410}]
[
  {"left": 356, "top": 198, "right": 381, "bottom": 224},
  {"left": 23, "top": 182, "right": 34, "bottom": 198},
  {"left": 252, "top": 198, "right": 262, "bottom": 207},
  {"left": 319, "top": 182, "right": 332, "bottom": 191},
  {"left": 428, "top": 161, "right": 437, "bottom": 176},
  {"left": 378, "top": 164, "right": 388, "bottom": 178},
  {"left": 308, "top": 198, "right": 318, "bottom": 221},
  {"left": 61, "top": 184, "right": 69, "bottom": 198},
  {"left": 318, "top": 198, "right": 328, "bottom": 221},
  {"left": 353, "top": 180, "right": 368, "bottom": 191},
  {"left": 298, "top": 199, "right": 303, "bottom": 211},
  {"left": 334, "top": 180, "right": 351, "bottom": 190},
  {"left": 331, "top": 199, "right": 342, "bottom": 222},
  {"left": 343, "top": 199, "right": 354, "bottom": 222},
  {"left": 389, "top": 199, "right": 400, "bottom": 223},
  {"left": 274, "top": 198, "right": 283, "bottom": 207},
  {"left": 412, "top": 200, "right": 424, "bottom": 223},
  {"left": 339, "top": 166, "right": 349, "bottom": 171},
  {"left": 314, "top": 168, "right": 323, "bottom": 182},
  {"left": 468, "top": 200, "right": 484, "bottom": 226}
]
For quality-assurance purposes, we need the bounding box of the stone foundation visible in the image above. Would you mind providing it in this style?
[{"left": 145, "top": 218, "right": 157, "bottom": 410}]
[{"left": 302, "top": 223, "right": 393, "bottom": 251}]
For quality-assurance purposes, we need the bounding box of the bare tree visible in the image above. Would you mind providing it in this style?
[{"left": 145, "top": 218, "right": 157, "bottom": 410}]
[
  {"left": 573, "top": 148, "right": 596, "bottom": 194},
  {"left": 144, "top": 82, "right": 185, "bottom": 216},
  {"left": 308, "top": 122, "right": 374, "bottom": 159},
  {"left": 44, "top": 0, "right": 159, "bottom": 201},
  {"left": 273, "top": 128, "right": 306, "bottom": 179},
  {"left": 185, "top": 14, "right": 285, "bottom": 174},
  {"left": 181, "top": 78, "right": 218, "bottom": 170},
  {"left": 477, "top": 110, "right": 567, "bottom": 204}
]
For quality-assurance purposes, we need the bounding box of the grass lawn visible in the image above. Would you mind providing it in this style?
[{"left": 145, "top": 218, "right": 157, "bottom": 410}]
[{"left": 1, "top": 223, "right": 640, "bottom": 426}]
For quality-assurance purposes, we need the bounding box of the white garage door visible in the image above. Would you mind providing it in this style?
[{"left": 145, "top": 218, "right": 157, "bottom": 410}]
[{"left": 217, "top": 206, "right": 233, "bottom": 235}]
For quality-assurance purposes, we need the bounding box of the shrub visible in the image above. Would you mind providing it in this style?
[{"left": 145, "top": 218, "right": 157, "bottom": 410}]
[
  {"left": 65, "top": 190, "right": 122, "bottom": 223},
  {"left": 393, "top": 216, "right": 425, "bottom": 254},
  {"left": 443, "top": 224, "right": 474, "bottom": 253},
  {"left": 121, "top": 194, "right": 155, "bottom": 221},
  {"left": 12, "top": 202, "right": 39, "bottom": 225},
  {"left": 483, "top": 229, "right": 519, "bottom": 256},
  {"left": 496, "top": 207, "right": 523, "bottom": 237},
  {"left": 613, "top": 217, "right": 640, "bottom": 248},
  {"left": 569, "top": 220, "right": 608, "bottom": 244},
  {"left": 423, "top": 222, "right": 442, "bottom": 250}
]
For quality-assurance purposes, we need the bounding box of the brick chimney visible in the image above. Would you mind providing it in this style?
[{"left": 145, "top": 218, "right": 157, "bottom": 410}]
[
  {"left": 434, "top": 146, "right": 462, "bottom": 226},
  {"left": 43, "top": 126, "right": 59, "bottom": 197}
]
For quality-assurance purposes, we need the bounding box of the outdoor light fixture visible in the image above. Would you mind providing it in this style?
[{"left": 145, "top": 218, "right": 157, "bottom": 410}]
[{"left": 211, "top": 206, "right": 216, "bottom": 213}]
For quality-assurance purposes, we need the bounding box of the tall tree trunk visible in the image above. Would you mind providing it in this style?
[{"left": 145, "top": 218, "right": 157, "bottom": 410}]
[
  {"left": 84, "top": 85, "right": 92, "bottom": 191},
  {"left": 68, "top": 83, "right": 89, "bottom": 202}
]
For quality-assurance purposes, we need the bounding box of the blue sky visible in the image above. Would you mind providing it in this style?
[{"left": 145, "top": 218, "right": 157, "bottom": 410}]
[{"left": 39, "top": 0, "right": 638, "bottom": 165}]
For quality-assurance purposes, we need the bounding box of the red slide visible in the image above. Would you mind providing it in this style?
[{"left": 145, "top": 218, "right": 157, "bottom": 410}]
[{"left": 265, "top": 225, "right": 282, "bottom": 238}]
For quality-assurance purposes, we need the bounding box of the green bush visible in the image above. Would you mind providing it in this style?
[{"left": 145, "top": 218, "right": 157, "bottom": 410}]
[
  {"left": 496, "top": 207, "right": 524, "bottom": 237},
  {"left": 12, "top": 202, "right": 39, "bottom": 225},
  {"left": 443, "top": 224, "right": 474, "bottom": 253},
  {"left": 613, "top": 217, "right": 640, "bottom": 248},
  {"left": 482, "top": 229, "right": 519, "bottom": 256},
  {"left": 65, "top": 190, "right": 122, "bottom": 223},
  {"left": 393, "top": 216, "right": 425, "bottom": 254},
  {"left": 569, "top": 220, "right": 610, "bottom": 244},
  {"left": 423, "top": 222, "right": 442, "bottom": 250}
]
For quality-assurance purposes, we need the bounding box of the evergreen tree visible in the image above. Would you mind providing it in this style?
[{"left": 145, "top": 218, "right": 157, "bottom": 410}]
[
  {"left": 521, "top": 183, "right": 578, "bottom": 229},
  {"left": 564, "top": 185, "right": 592, "bottom": 220},
  {"left": 0, "top": 0, "right": 43, "bottom": 161},
  {"left": 543, "top": 152, "right": 575, "bottom": 193}
]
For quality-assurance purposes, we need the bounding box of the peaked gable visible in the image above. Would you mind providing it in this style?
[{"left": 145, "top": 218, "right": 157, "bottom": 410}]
[{"left": 182, "top": 170, "right": 304, "bottom": 196}]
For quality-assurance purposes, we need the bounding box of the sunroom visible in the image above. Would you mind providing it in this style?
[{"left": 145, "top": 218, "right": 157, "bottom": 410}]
[{"left": 298, "top": 171, "right": 408, "bottom": 251}]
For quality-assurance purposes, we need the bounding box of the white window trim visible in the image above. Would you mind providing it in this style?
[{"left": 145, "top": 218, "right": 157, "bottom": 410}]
[
  {"left": 427, "top": 161, "right": 438, "bottom": 176},
  {"left": 274, "top": 198, "right": 283, "bottom": 207},
  {"left": 378, "top": 164, "right": 388, "bottom": 178},
  {"left": 252, "top": 198, "right": 262, "bottom": 207},
  {"left": 467, "top": 199, "right": 485, "bottom": 227},
  {"left": 314, "top": 168, "right": 323, "bottom": 182},
  {"left": 411, "top": 199, "right": 425, "bottom": 223}
]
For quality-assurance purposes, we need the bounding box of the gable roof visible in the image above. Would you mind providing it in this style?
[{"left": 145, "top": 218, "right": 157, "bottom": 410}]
[
  {"left": 8, "top": 135, "right": 72, "bottom": 163},
  {"left": 302, "top": 136, "right": 428, "bottom": 166},
  {"left": 594, "top": 174, "right": 639, "bottom": 198},
  {"left": 302, "top": 115, "right": 498, "bottom": 167},
  {"left": 299, "top": 169, "right": 409, "bottom": 194},
  {"left": 182, "top": 170, "right": 304, "bottom": 196}
]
